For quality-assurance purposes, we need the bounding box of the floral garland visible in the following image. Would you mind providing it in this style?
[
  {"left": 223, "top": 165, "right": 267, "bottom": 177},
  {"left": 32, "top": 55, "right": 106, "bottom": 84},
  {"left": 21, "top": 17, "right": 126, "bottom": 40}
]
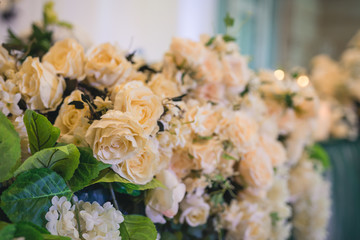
[{"left": 0, "top": 3, "right": 331, "bottom": 240}]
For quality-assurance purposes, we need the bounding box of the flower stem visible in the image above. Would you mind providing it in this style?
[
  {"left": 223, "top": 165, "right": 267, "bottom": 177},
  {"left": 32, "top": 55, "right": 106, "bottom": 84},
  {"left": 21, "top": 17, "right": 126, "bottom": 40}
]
[{"left": 109, "top": 183, "right": 119, "bottom": 210}]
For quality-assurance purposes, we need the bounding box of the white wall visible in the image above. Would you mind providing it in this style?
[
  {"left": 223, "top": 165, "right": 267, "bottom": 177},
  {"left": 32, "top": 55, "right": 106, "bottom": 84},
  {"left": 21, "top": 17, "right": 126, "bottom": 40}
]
[{"left": 0, "top": 0, "right": 217, "bottom": 62}]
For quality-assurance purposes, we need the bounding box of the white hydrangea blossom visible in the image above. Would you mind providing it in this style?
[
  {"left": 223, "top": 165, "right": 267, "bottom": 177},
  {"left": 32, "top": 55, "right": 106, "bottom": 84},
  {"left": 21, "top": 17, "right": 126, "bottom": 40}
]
[
  {"left": 0, "top": 77, "right": 22, "bottom": 116},
  {"left": 45, "top": 196, "right": 124, "bottom": 240}
]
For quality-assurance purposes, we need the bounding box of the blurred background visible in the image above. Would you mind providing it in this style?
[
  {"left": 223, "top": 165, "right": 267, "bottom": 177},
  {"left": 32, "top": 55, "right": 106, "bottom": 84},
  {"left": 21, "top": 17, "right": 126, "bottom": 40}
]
[
  {"left": 1, "top": 1, "right": 360, "bottom": 239},
  {"left": 1, "top": 0, "right": 360, "bottom": 70}
]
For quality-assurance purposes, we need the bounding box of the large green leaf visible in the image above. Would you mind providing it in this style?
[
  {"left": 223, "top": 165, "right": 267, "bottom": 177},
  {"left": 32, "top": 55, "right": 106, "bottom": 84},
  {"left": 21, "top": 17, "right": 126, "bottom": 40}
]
[
  {"left": 14, "top": 144, "right": 80, "bottom": 181},
  {"left": 42, "top": 234, "right": 71, "bottom": 240},
  {"left": 120, "top": 215, "right": 157, "bottom": 240},
  {"left": 0, "top": 111, "right": 21, "bottom": 182},
  {"left": 308, "top": 143, "right": 331, "bottom": 169},
  {"left": 0, "top": 168, "right": 72, "bottom": 226},
  {"left": 0, "top": 223, "right": 16, "bottom": 240},
  {"left": 91, "top": 169, "right": 165, "bottom": 191},
  {"left": 24, "top": 110, "right": 60, "bottom": 154},
  {"left": 68, "top": 147, "right": 110, "bottom": 192}
]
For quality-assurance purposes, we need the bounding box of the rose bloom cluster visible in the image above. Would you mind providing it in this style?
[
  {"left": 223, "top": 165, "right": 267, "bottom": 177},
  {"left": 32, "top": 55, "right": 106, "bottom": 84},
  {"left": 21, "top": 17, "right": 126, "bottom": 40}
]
[
  {"left": 310, "top": 30, "right": 360, "bottom": 141},
  {"left": 0, "top": 34, "right": 331, "bottom": 240}
]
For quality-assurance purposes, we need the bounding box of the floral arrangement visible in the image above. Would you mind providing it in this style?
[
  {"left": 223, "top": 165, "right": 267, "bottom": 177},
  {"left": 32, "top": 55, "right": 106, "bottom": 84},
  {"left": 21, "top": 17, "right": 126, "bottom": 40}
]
[
  {"left": 0, "top": 4, "right": 331, "bottom": 240},
  {"left": 310, "top": 31, "right": 360, "bottom": 141}
]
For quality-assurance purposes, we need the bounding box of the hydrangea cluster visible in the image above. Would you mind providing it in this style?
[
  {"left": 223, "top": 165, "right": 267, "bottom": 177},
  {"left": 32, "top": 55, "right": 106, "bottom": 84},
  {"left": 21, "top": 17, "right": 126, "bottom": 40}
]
[{"left": 45, "top": 196, "right": 124, "bottom": 240}]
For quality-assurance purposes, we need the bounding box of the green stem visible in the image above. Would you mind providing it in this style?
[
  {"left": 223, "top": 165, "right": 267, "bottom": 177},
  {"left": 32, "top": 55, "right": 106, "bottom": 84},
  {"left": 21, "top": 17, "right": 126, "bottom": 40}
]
[
  {"left": 72, "top": 197, "right": 85, "bottom": 240},
  {"left": 109, "top": 183, "right": 119, "bottom": 210}
]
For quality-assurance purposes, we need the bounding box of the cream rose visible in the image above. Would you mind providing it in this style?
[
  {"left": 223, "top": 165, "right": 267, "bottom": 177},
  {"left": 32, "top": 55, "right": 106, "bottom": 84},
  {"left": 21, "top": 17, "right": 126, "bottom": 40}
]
[
  {"left": 221, "top": 53, "right": 250, "bottom": 89},
  {"left": 16, "top": 57, "right": 65, "bottom": 112},
  {"left": 114, "top": 81, "right": 163, "bottom": 135},
  {"left": 84, "top": 43, "right": 132, "bottom": 88},
  {"left": 148, "top": 73, "right": 180, "bottom": 98},
  {"left": 259, "top": 134, "right": 287, "bottom": 167},
  {"left": 145, "top": 169, "right": 186, "bottom": 224},
  {"left": 85, "top": 110, "right": 147, "bottom": 164},
  {"left": 54, "top": 90, "right": 90, "bottom": 146},
  {"left": 111, "top": 138, "right": 159, "bottom": 185},
  {"left": 189, "top": 138, "right": 222, "bottom": 174},
  {"left": 195, "top": 82, "right": 225, "bottom": 103},
  {"left": 239, "top": 147, "right": 273, "bottom": 189},
  {"left": 43, "top": 38, "right": 86, "bottom": 80},
  {"left": 186, "top": 103, "right": 221, "bottom": 137},
  {"left": 221, "top": 111, "right": 259, "bottom": 153},
  {"left": 180, "top": 194, "right": 210, "bottom": 227},
  {"left": 170, "top": 148, "right": 195, "bottom": 179},
  {"left": 0, "top": 45, "right": 15, "bottom": 74}
]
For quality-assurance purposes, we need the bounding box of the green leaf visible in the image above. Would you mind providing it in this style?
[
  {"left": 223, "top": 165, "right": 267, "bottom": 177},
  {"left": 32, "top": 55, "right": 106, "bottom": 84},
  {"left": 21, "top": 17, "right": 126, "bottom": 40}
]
[
  {"left": 1, "top": 168, "right": 72, "bottom": 226},
  {"left": 14, "top": 144, "right": 80, "bottom": 181},
  {"left": 24, "top": 110, "right": 60, "bottom": 154},
  {"left": 42, "top": 234, "right": 71, "bottom": 240},
  {"left": 205, "top": 36, "right": 215, "bottom": 46},
  {"left": 69, "top": 147, "right": 110, "bottom": 192},
  {"left": 270, "top": 212, "right": 280, "bottom": 226},
  {"left": 0, "top": 111, "right": 21, "bottom": 182},
  {"left": 222, "top": 153, "right": 238, "bottom": 161},
  {"left": 120, "top": 215, "right": 157, "bottom": 240},
  {"left": 224, "top": 13, "right": 234, "bottom": 27},
  {"left": 308, "top": 144, "right": 331, "bottom": 169},
  {"left": 0, "top": 223, "right": 16, "bottom": 240},
  {"left": 91, "top": 169, "right": 164, "bottom": 191},
  {"left": 0, "top": 221, "right": 52, "bottom": 240},
  {"left": 222, "top": 34, "right": 236, "bottom": 42}
]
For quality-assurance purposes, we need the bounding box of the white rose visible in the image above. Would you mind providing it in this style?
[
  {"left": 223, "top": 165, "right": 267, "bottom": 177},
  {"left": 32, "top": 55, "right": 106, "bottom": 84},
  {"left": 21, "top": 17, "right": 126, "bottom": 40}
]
[
  {"left": 85, "top": 43, "right": 132, "bottom": 88},
  {"left": 239, "top": 147, "right": 273, "bottom": 189},
  {"left": 145, "top": 169, "right": 186, "bottom": 224},
  {"left": 16, "top": 57, "right": 65, "bottom": 112},
  {"left": 43, "top": 38, "right": 86, "bottom": 80},
  {"left": 0, "top": 77, "right": 22, "bottom": 116},
  {"left": 85, "top": 110, "right": 147, "bottom": 164},
  {"left": 0, "top": 45, "right": 15, "bottom": 74},
  {"left": 112, "top": 138, "right": 159, "bottom": 185},
  {"left": 114, "top": 81, "right": 163, "bottom": 135},
  {"left": 189, "top": 138, "right": 222, "bottom": 174},
  {"left": 180, "top": 194, "right": 210, "bottom": 227}
]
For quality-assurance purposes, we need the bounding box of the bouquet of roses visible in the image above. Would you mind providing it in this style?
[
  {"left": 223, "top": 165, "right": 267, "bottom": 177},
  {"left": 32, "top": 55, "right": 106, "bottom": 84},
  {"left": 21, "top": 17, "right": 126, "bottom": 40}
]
[{"left": 0, "top": 3, "right": 331, "bottom": 240}]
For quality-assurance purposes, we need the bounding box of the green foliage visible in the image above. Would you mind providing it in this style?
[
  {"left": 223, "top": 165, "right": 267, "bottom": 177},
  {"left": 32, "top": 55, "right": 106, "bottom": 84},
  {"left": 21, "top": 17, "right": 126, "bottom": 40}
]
[
  {"left": 0, "top": 111, "right": 21, "bottom": 182},
  {"left": 0, "top": 221, "right": 70, "bottom": 240},
  {"left": 69, "top": 147, "right": 111, "bottom": 192},
  {"left": 24, "top": 110, "right": 60, "bottom": 154},
  {"left": 205, "top": 37, "right": 215, "bottom": 46},
  {"left": 222, "top": 34, "right": 236, "bottom": 42},
  {"left": 0, "top": 168, "right": 72, "bottom": 226},
  {"left": 224, "top": 13, "right": 234, "bottom": 28},
  {"left": 308, "top": 144, "right": 331, "bottom": 170},
  {"left": 222, "top": 153, "right": 238, "bottom": 161},
  {"left": 120, "top": 215, "right": 157, "bottom": 240},
  {"left": 270, "top": 212, "right": 280, "bottom": 226},
  {"left": 273, "top": 92, "right": 296, "bottom": 109},
  {"left": 14, "top": 144, "right": 80, "bottom": 181},
  {"left": 43, "top": 1, "right": 72, "bottom": 29},
  {"left": 91, "top": 169, "right": 164, "bottom": 191}
]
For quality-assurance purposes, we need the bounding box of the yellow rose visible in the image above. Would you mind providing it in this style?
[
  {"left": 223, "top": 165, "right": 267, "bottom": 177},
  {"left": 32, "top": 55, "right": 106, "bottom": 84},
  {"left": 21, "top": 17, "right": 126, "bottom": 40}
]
[
  {"left": 145, "top": 170, "right": 186, "bottom": 223},
  {"left": 0, "top": 45, "right": 15, "bottom": 74},
  {"left": 112, "top": 139, "right": 159, "bottom": 185},
  {"left": 189, "top": 138, "right": 222, "bottom": 174},
  {"left": 180, "top": 195, "right": 210, "bottom": 227},
  {"left": 148, "top": 73, "right": 180, "bottom": 98},
  {"left": 114, "top": 81, "right": 163, "bottom": 135},
  {"left": 259, "top": 134, "right": 287, "bottom": 167},
  {"left": 43, "top": 38, "right": 86, "bottom": 80},
  {"left": 240, "top": 147, "right": 273, "bottom": 189},
  {"left": 17, "top": 57, "right": 65, "bottom": 112},
  {"left": 85, "top": 110, "right": 147, "bottom": 164},
  {"left": 54, "top": 90, "right": 90, "bottom": 146},
  {"left": 84, "top": 43, "right": 132, "bottom": 88}
]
